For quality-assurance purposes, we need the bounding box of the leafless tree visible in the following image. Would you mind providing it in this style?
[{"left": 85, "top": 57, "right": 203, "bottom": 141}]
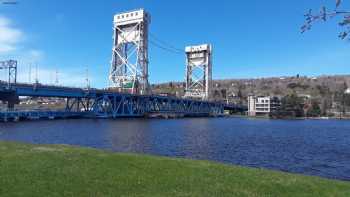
[{"left": 302, "top": 0, "right": 350, "bottom": 39}]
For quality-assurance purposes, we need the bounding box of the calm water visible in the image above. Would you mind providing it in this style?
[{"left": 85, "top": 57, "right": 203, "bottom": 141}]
[{"left": 0, "top": 117, "right": 350, "bottom": 181}]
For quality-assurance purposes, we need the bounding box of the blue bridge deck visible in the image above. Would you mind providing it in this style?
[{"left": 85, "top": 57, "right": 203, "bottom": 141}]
[{"left": 0, "top": 82, "right": 246, "bottom": 121}]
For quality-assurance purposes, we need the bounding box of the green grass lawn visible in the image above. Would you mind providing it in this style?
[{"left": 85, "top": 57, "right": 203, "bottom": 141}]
[{"left": 0, "top": 141, "right": 349, "bottom": 197}]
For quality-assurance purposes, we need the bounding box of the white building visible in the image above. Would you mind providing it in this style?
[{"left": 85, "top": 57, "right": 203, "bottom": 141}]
[{"left": 248, "top": 95, "right": 281, "bottom": 116}]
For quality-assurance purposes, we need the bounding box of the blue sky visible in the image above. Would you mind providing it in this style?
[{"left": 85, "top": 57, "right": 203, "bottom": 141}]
[{"left": 0, "top": 0, "right": 348, "bottom": 88}]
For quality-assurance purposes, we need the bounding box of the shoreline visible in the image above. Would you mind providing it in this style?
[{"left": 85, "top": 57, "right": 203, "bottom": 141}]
[{"left": 226, "top": 114, "right": 350, "bottom": 120}]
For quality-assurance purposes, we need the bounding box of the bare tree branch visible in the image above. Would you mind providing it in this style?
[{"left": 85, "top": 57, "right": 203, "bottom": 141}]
[
  {"left": 336, "top": 0, "right": 342, "bottom": 8},
  {"left": 302, "top": 0, "right": 350, "bottom": 40}
]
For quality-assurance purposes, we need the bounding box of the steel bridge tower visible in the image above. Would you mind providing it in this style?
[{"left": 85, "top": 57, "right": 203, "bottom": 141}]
[
  {"left": 184, "top": 44, "right": 212, "bottom": 100},
  {"left": 0, "top": 60, "right": 17, "bottom": 89},
  {"left": 109, "top": 9, "right": 150, "bottom": 95}
]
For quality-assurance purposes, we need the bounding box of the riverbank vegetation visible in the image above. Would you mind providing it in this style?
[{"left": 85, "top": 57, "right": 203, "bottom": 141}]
[
  {"left": 270, "top": 89, "right": 350, "bottom": 119},
  {"left": 151, "top": 75, "right": 350, "bottom": 119},
  {"left": 0, "top": 141, "right": 349, "bottom": 196}
]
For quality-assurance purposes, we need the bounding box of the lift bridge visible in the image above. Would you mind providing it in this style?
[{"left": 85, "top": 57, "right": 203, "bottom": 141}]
[
  {"left": 0, "top": 81, "right": 246, "bottom": 121},
  {"left": 0, "top": 9, "right": 246, "bottom": 121}
]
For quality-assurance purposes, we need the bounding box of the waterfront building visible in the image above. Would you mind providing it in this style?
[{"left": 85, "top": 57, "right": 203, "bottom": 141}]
[{"left": 247, "top": 95, "right": 281, "bottom": 116}]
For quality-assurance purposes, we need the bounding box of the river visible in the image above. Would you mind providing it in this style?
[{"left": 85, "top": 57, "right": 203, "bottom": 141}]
[{"left": 0, "top": 117, "right": 349, "bottom": 181}]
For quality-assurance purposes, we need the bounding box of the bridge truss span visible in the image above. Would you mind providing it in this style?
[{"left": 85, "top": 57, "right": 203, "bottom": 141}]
[
  {"left": 89, "top": 93, "right": 224, "bottom": 118},
  {"left": 0, "top": 83, "right": 227, "bottom": 121}
]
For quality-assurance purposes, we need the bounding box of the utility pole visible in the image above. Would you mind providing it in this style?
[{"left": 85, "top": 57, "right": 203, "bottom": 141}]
[
  {"left": 85, "top": 66, "right": 90, "bottom": 89},
  {"left": 340, "top": 93, "right": 345, "bottom": 119},
  {"left": 55, "top": 69, "right": 59, "bottom": 86},
  {"left": 35, "top": 64, "right": 39, "bottom": 84},
  {"left": 50, "top": 71, "right": 53, "bottom": 85},
  {"left": 28, "top": 64, "right": 31, "bottom": 83}
]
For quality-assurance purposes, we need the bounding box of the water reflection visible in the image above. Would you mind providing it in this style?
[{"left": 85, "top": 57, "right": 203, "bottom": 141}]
[{"left": 107, "top": 119, "right": 154, "bottom": 153}]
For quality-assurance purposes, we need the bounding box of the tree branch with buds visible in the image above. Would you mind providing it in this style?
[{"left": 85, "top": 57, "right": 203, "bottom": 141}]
[{"left": 301, "top": 0, "right": 350, "bottom": 40}]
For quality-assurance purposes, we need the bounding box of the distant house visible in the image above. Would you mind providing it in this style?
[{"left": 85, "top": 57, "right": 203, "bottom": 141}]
[
  {"left": 247, "top": 95, "right": 281, "bottom": 116},
  {"left": 297, "top": 94, "right": 311, "bottom": 100}
]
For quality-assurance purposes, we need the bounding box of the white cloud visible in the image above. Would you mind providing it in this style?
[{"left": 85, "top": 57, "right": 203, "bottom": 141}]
[
  {"left": 24, "top": 49, "right": 44, "bottom": 62},
  {"left": 0, "top": 15, "right": 23, "bottom": 54},
  {"left": 0, "top": 16, "right": 99, "bottom": 88}
]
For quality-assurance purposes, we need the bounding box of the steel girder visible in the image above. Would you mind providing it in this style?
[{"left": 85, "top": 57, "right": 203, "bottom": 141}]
[
  {"left": 145, "top": 97, "right": 223, "bottom": 115},
  {"left": 65, "top": 98, "right": 92, "bottom": 113},
  {"left": 91, "top": 94, "right": 146, "bottom": 118},
  {"left": 85, "top": 94, "right": 223, "bottom": 118}
]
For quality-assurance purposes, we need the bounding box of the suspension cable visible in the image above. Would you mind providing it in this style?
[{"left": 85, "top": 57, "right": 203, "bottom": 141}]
[{"left": 149, "top": 32, "right": 184, "bottom": 55}]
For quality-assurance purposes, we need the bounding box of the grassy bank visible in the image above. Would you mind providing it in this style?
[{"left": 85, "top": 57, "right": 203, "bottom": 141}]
[{"left": 0, "top": 141, "right": 349, "bottom": 196}]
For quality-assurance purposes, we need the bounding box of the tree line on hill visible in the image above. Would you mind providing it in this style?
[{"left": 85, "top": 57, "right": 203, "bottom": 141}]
[
  {"left": 271, "top": 82, "right": 350, "bottom": 118},
  {"left": 151, "top": 75, "right": 350, "bottom": 118}
]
